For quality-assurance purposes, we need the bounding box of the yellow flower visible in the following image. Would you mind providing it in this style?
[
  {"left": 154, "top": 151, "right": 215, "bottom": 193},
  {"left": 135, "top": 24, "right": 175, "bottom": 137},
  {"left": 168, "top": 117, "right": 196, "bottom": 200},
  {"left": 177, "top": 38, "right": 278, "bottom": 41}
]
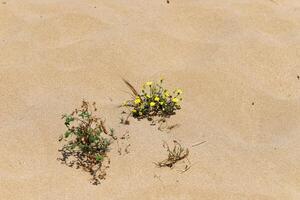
[
  {"left": 176, "top": 89, "right": 183, "bottom": 95},
  {"left": 132, "top": 109, "right": 137, "bottom": 113},
  {"left": 172, "top": 98, "right": 179, "bottom": 103},
  {"left": 150, "top": 102, "right": 156, "bottom": 107},
  {"left": 134, "top": 98, "right": 141, "bottom": 104},
  {"left": 146, "top": 94, "right": 151, "bottom": 98},
  {"left": 164, "top": 91, "right": 170, "bottom": 97},
  {"left": 160, "top": 102, "right": 164, "bottom": 105},
  {"left": 145, "top": 81, "right": 153, "bottom": 86},
  {"left": 154, "top": 96, "right": 160, "bottom": 101}
]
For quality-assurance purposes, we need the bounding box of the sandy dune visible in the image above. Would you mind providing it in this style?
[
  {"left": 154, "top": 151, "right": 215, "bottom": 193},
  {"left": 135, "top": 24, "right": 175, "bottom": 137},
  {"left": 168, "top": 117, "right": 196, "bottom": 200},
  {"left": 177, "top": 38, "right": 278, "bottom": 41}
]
[{"left": 1, "top": 0, "right": 300, "bottom": 199}]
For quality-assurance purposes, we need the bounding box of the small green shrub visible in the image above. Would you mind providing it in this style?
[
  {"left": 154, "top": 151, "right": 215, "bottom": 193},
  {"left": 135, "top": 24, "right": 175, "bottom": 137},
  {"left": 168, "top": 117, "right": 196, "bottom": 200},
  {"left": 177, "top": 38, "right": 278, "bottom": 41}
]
[
  {"left": 58, "top": 100, "right": 112, "bottom": 185},
  {"left": 123, "top": 79, "right": 183, "bottom": 119}
]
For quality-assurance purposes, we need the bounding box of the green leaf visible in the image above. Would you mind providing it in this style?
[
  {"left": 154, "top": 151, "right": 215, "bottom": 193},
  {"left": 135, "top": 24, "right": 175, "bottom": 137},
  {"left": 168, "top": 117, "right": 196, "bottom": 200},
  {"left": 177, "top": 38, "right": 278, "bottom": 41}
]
[
  {"left": 89, "top": 135, "right": 96, "bottom": 143},
  {"left": 64, "top": 115, "right": 74, "bottom": 126},
  {"left": 79, "top": 111, "right": 91, "bottom": 119},
  {"left": 95, "top": 154, "right": 103, "bottom": 162},
  {"left": 110, "top": 128, "right": 115, "bottom": 135},
  {"left": 64, "top": 131, "right": 72, "bottom": 138}
]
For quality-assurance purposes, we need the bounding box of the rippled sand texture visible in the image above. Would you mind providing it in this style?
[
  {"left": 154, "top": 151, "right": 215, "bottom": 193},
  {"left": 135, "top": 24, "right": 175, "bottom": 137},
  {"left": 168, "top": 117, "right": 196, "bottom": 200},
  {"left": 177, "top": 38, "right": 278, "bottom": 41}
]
[{"left": 1, "top": 0, "right": 300, "bottom": 199}]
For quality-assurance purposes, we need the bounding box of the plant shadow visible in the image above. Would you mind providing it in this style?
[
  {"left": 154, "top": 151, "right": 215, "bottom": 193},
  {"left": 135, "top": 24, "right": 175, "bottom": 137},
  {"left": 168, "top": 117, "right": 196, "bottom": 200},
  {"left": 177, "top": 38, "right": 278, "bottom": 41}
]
[{"left": 57, "top": 145, "right": 109, "bottom": 185}]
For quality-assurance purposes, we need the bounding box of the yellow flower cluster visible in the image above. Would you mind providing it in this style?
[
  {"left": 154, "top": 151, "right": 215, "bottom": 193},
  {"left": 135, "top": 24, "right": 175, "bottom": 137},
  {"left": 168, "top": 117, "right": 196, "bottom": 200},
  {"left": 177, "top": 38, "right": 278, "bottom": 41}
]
[
  {"left": 150, "top": 102, "right": 156, "bottom": 107},
  {"left": 124, "top": 79, "right": 183, "bottom": 118},
  {"left": 145, "top": 81, "right": 153, "bottom": 86},
  {"left": 172, "top": 98, "right": 179, "bottom": 103},
  {"left": 134, "top": 97, "right": 141, "bottom": 104}
]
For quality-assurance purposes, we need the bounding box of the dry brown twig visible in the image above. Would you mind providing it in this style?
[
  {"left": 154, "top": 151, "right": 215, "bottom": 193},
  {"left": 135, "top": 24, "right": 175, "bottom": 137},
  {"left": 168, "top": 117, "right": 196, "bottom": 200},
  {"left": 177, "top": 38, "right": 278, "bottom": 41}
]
[
  {"left": 191, "top": 141, "right": 207, "bottom": 147},
  {"left": 156, "top": 118, "right": 180, "bottom": 132},
  {"left": 117, "top": 140, "right": 122, "bottom": 155},
  {"left": 122, "top": 78, "right": 139, "bottom": 97},
  {"left": 116, "top": 131, "right": 130, "bottom": 155},
  {"left": 155, "top": 140, "right": 189, "bottom": 168},
  {"left": 167, "top": 124, "right": 180, "bottom": 130},
  {"left": 153, "top": 174, "right": 165, "bottom": 187},
  {"left": 120, "top": 113, "right": 131, "bottom": 125},
  {"left": 159, "top": 123, "right": 180, "bottom": 132},
  {"left": 124, "top": 144, "right": 131, "bottom": 154},
  {"left": 177, "top": 157, "right": 192, "bottom": 173}
]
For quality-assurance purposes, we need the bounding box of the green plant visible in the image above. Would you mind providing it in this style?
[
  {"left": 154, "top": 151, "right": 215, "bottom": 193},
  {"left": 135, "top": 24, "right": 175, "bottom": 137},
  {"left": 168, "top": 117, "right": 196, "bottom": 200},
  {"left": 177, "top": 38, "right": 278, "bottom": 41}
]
[
  {"left": 123, "top": 79, "right": 183, "bottom": 119},
  {"left": 58, "top": 100, "right": 112, "bottom": 185}
]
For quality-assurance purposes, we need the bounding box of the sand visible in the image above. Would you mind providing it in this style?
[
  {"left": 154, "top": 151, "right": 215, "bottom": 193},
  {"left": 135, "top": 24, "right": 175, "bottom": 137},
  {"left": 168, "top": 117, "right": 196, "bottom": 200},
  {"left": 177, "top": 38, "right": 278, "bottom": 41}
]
[{"left": 1, "top": 0, "right": 300, "bottom": 199}]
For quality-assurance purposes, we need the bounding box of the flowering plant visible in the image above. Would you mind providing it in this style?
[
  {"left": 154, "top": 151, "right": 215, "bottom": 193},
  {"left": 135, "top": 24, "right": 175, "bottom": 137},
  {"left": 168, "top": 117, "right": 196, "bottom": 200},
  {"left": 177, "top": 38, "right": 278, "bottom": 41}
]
[{"left": 123, "top": 79, "right": 183, "bottom": 119}]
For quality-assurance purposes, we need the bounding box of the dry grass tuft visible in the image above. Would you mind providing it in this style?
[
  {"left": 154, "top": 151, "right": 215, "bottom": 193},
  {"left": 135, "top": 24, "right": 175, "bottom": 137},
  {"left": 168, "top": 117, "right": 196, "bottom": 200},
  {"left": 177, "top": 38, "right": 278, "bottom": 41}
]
[{"left": 155, "top": 140, "right": 189, "bottom": 168}]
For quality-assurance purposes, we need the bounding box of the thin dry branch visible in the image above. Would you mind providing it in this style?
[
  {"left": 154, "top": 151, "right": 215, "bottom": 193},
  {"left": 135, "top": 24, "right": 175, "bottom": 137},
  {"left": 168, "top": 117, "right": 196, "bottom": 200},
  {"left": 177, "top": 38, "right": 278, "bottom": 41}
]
[
  {"left": 122, "top": 78, "right": 139, "bottom": 97},
  {"left": 191, "top": 141, "right": 207, "bottom": 147}
]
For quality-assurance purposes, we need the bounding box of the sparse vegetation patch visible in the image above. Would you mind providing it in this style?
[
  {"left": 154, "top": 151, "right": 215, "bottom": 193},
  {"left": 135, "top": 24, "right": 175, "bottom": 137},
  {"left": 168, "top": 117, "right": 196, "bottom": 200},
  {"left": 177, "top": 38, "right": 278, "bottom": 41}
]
[{"left": 58, "top": 100, "right": 114, "bottom": 185}]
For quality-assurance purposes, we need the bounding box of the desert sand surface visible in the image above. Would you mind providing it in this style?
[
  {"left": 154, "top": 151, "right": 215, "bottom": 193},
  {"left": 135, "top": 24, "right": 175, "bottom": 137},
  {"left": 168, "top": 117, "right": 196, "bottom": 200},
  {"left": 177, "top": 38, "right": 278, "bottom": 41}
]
[{"left": 1, "top": 0, "right": 300, "bottom": 199}]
